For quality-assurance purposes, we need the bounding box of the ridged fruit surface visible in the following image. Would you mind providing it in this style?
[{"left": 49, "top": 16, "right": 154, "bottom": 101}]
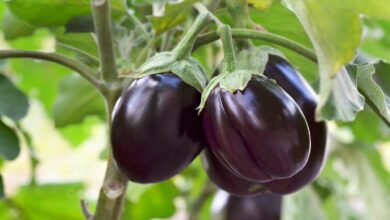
[{"left": 201, "top": 76, "right": 311, "bottom": 183}]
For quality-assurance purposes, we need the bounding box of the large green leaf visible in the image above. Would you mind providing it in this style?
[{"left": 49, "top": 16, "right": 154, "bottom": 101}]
[
  {"left": 283, "top": 0, "right": 390, "bottom": 121},
  {"left": 55, "top": 30, "right": 99, "bottom": 61},
  {"left": 5, "top": 0, "right": 125, "bottom": 27},
  {"left": 2, "top": 9, "right": 35, "bottom": 40},
  {"left": 0, "top": 119, "right": 20, "bottom": 161},
  {"left": 123, "top": 181, "right": 179, "bottom": 220},
  {"left": 0, "top": 74, "right": 29, "bottom": 121},
  {"left": 52, "top": 74, "right": 105, "bottom": 127},
  {"left": 9, "top": 183, "right": 85, "bottom": 220},
  {"left": 148, "top": 0, "right": 197, "bottom": 35}
]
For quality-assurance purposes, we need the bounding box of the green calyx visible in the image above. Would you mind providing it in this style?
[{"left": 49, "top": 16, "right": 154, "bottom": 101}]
[{"left": 132, "top": 13, "right": 210, "bottom": 92}]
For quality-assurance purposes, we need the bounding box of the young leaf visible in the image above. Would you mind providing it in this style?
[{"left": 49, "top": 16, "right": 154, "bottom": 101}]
[
  {"left": 148, "top": 0, "right": 197, "bottom": 35},
  {"left": 0, "top": 74, "right": 29, "bottom": 121},
  {"left": 52, "top": 74, "right": 105, "bottom": 127},
  {"left": 0, "top": 119, "right": 20, "bottom": 161}
]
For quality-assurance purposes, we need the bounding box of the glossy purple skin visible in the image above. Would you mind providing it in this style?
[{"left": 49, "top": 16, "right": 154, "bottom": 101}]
[
  {"left": 202, "top": 149, "right": 266, "bottom": 197},
  {"left": 219, "top": 192, "right": 282, "bottom": 220},
  {"left": 111, "top": 73, "right": 204, "bottom": 183},
  {"left": 263, "top": 55, "right": 328, "bottom": 194},
  {"left": 201, "top": 76, "right": 311, "bottom": 183}
]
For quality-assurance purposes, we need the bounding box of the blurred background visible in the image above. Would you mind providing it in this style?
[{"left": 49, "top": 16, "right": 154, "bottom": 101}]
[{"left": 0, "top": 0, "right": 390, "bottom": 220}]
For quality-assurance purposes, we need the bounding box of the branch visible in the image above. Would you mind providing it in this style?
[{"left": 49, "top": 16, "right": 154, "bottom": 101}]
[
  {"left": 0, "top": 50, "right": 105, "bottom": 90},
  {"left": 92, "top": 0, "right": 118, "bottom": 82},
  {"left": 194, "top": 29, "right": 318, "bottom": 63}
]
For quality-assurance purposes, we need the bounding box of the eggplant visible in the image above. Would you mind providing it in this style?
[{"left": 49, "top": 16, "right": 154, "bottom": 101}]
[
  {"left": 262, "top": 55, "right": 328, "bottom": 194},
  {"left": 201, "top": 75, "right": 311, "bottom": 183},
  {"left": 202, "top": 148, "right": 266, "bottom": 196},
  {"left": 111, "top": 73, "right": 204, "bottom": 183},
  {"left": 212, "top": 191, "right": 282, "bottom": 220}
]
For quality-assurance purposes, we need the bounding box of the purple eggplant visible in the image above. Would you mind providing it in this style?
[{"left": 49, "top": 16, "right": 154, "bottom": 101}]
[
  {"left": 202, "top": 148, "right": 266, "bottom": 196},
  {"left": 111, "top": 73, "right": 204, "bottom": 183},
  {"left": 212, "top": 191, "right": 282, "bottom": 220},
  {"left": 201, "top": 76, "right": 311, "bottom": 183},
  {"left": 262, "top": 55, "right": 328, "bottom": 194}
]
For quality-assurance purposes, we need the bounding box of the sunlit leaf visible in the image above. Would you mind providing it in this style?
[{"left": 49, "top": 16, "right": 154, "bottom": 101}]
[
  {"left": 5, "top": 0, "right": 125, "bottom": 27},
  {"left": 149, "top": 0, "right": 197, "bottom": 35},
  {"left": 123, "top": 181, "right": 179, "bottom": 220},
  {"left": 11, "top": 183, "right": 85, "bottom": 220}
]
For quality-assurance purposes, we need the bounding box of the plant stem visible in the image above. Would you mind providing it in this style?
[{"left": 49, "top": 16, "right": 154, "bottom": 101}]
[
  {"left": 173, "top": 13, "right": 210, "bottom": 59},
  {"left": 218, "top": 25, "right": 239, "bottom": 73},
  {"left": 0, "top": 50, "right": 104, "bottom": 90},
  {"left": 93, "top": 96, "right": 128, "bottom": 220},
  {"left": 92, "top": 0, "right": 118, "bottom": 82},
  {"left": 91, "top": 1, "right": 128, "bottom": 220},
  {"left": 194, "top": 29, "right": 318, "bottom": 63}
]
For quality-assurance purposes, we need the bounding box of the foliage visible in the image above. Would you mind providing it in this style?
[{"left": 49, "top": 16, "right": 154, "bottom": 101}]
[{"left": 0, "top": 0, "right": 389, "bottom": 220}]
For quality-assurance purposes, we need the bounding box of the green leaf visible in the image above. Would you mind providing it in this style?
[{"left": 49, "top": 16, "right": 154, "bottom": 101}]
[
  {"left": 55, "top": 29, "right": 99, "bottom": 61},
  {"left": 123, "top": 181, "right": 179, "bottom": 220},
  {"left": 52, "top": 74, "right": 105, "bottom": 127},
  {"left": 11, "top": 183, "right": 85, "bottom": 220},
  {"left": 282, "top": 0, "right": 390, "bottom": 122},
  {"left": 282, "top": 187, "right": 327, "bottom": 220},
  {"left": 316, "top": 66, "right": 365, "bottom": 121},
  {"left": 148, "top": 0, "right": 197, "bottom": 35},
  {"left": 361, "top": 18, "right": 390, "bottom": 63},
  {"left": 0, "top": 174, "right": 4, "bottom": 199},
  {"left": 2, "top": 9, "right": 35, "bottom": 40},
  {"left": 0, "top": 119, "right": 20, "bottom": 160},
  {"left": 5, "top": 0, "right": 125, "bottom": 27},
  {"left": 351, "top": 62, "right": 390, "bottom": 126},
  {"left": 0, "top": 74, "right": 29, "bottom": 121}
]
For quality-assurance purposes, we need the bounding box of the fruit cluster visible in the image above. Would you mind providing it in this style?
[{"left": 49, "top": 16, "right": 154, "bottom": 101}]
[{"left": 110, "top": 55, "right": 327, "bottom": 196}]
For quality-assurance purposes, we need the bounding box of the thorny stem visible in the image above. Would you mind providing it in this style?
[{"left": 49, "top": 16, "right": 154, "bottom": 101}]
[{"left": 194, "top": 29, "right": 318, "bottom": 63}]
